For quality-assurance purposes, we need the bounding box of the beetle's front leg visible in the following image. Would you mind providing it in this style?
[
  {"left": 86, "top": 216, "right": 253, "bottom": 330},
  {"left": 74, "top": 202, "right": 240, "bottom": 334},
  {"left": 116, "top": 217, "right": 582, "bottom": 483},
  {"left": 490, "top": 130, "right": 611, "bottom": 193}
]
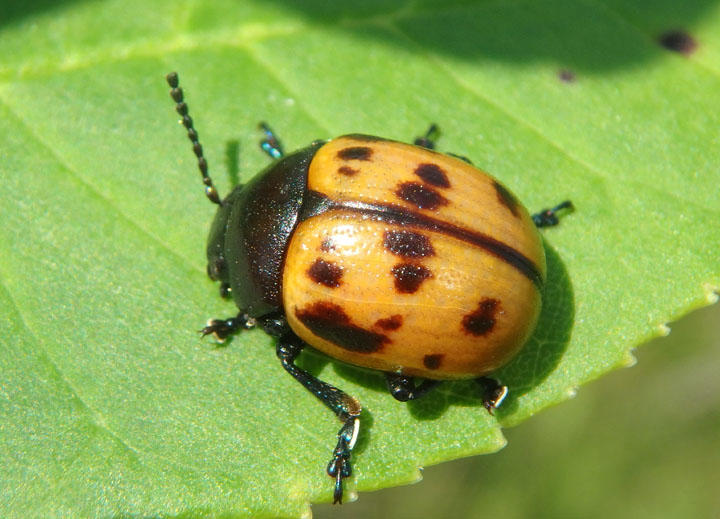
[
  {"left": 276, "top": 333, "right": 361, "bottom": 504},
  {"left": 200, "top": 312, "right": 256, "bottom": 341},
  {"left": 258, "top": 122, "right": 285, "bottom": 160}
]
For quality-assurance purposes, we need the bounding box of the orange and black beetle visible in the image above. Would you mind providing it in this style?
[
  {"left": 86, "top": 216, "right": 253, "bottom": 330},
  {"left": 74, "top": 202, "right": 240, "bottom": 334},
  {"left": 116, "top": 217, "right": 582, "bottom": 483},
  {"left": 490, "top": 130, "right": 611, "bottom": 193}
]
[{"left": 166, "top": 72, "right": 571, "bottom": 504}]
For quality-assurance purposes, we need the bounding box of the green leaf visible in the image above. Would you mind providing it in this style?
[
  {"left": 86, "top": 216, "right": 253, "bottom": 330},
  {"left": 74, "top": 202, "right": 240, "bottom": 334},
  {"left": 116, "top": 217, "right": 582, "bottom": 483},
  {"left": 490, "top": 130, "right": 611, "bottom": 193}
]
[{"left": 1, "top": 1, "right": 718, "bottom": 517}]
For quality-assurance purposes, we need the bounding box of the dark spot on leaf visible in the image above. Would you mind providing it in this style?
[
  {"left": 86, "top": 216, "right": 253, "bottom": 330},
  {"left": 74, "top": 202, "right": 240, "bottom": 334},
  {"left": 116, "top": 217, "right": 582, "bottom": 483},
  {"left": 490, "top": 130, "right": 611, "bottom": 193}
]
[
  {"left": 423, "top": 353, "right": 444, "bottom": 370},
  {"left": 391, "top": 263, "right": 432, "bottom": 294},
  {"left": 337, "top": 146, "right": 373, "bottom": 161},
  {"left": 493, "top": 180, "right": 520, "bottom": 217},
  {"left": 375, "top": 314, "right": 403, "bottom": 331},
  {"left": 383, "top": 230, "right": 435, "bottom": 258},
  {"left": 307, "top": 258, "right": 343, "bottom": 288},
  {"left": 337, "top": 166, "right": 359, "bottom": 176},
  {"left": 462, "top": 298, "right": 500, "bottom": 336},
  {"left": 658, "top": 30, "right": 697, "bottom": 55},
  {"left": 396, "top": 182, "right": 449, "bottom": 210},
  {"left": 558, "top": 69, "right": 576, "bottom": 83},
  {"left": 295, "top": 301, "right": 389, "bottom": 353},
  {"left": 414, "top": 163, "right": 450, "bottom": 188}
]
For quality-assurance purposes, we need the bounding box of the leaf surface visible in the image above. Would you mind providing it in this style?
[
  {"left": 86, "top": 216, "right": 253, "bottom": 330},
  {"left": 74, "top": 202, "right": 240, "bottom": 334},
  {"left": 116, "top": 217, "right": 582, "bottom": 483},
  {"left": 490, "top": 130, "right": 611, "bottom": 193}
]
[{"left": 1, "top": 1, "right": 718, "bottom": 517}]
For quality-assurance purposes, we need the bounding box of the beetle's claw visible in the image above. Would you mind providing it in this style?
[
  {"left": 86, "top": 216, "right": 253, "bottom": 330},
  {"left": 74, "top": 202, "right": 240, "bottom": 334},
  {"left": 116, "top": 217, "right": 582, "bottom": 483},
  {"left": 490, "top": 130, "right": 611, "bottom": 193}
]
[
  {"left": 477, "top": 378, "right": 508, "bottom": 415},
  {"left": 200, "top": 319, "right": 233, "bottom": 341},
  {"left": 327, "top": 453, "right": 351, "bottom": 504},
  {"left": 199, "top": 314, "right": 256, "bottom": 342}
]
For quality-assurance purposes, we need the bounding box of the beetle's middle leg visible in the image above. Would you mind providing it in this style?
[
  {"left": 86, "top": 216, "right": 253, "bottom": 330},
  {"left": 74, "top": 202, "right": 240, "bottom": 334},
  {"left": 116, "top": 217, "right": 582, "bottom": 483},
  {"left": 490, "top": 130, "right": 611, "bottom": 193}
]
[
  {"left": 386, "top": 373, "right": 509, "bottom": 415},
  {"left": 385, "top": 373, "right": 441, "bottom": 401}
]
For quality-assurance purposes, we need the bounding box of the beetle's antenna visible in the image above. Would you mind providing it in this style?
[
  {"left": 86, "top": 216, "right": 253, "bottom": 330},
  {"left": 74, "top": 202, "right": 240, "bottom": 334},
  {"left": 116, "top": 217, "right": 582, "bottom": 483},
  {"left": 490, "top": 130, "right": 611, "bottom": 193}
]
[{"left": 166, "top": 72, "right": 222, "bottom": 205}]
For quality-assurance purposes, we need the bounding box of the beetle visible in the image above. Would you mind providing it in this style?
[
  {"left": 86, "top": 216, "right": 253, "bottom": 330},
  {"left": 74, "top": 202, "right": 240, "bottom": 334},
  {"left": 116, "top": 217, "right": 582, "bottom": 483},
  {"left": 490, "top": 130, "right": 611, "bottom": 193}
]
[{"left": 166, "top": 72, "right": 571, "bottom": 504}]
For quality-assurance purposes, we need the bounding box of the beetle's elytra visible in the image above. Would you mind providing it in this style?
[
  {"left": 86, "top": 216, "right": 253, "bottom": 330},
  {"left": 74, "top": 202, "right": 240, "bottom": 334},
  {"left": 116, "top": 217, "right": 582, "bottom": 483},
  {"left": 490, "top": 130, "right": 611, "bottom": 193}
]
[{"left": 166, "top": 72, "right": 572, "bottom": 504}]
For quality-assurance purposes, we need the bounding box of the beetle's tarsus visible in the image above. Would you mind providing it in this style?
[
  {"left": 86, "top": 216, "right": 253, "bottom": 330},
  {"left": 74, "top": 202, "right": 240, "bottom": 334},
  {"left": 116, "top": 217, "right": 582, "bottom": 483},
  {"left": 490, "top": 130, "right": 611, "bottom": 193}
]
[
  {"left": 476, "top": 377, "right": 508, "bottom": 414},
  {"left": 385, "top": 373, "right": 441, "bottom": 402},
  {"left": 414, "top": 123, "right": 440, "bottom": 149},
  {"left": 327, "top": 417, "right": 356, "bottom": 504},
  {"left": 200, "top": 312, "right": 255, "bottom": 341},
  {"left": 532, "top": 200, "right": 574, "bottom": 228},
  {"left": 259, "top": 122, "right": 285, "bottom": 159}
]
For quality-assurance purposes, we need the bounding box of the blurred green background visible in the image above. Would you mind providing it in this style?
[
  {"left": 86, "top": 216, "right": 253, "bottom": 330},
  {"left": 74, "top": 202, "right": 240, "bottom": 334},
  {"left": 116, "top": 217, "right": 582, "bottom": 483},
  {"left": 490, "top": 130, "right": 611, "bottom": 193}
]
[{"left": 315, "top": 301, "right": 720, "bottom": 518}]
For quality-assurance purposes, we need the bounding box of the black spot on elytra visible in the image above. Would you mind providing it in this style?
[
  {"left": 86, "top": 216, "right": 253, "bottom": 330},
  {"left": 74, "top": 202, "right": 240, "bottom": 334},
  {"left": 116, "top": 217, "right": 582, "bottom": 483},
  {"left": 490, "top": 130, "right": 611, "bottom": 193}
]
[
  {"left": 462, "top": 298, "right": 500, "bottom": 336},
  {"left": 391, "top": 263, "right": 432, "bottom": 294},
  {"left": 295, "top": 301, "right": 389, "bottom": 353},
  {"left": 414, "top": 163, "right": 450, "bottom": 188},
  {"left": 337, "top": 146, "right": 373, "bottom": 161},
  {"left": 423, "top": 353, "right": 444, "bottom": 370},
  {"left": 383, "top": 230, "right": 435, "bottom": 258},
  {"left": 558, "top": 69, "right": 576, "bottom": 83},
  {"left": 659, "top": 30, "right": 697, "bottom": 55},
  {"left": 313, "top": 191, "right": 544, "bottom": 288},
  {"left": 319, "top": 237, "right": 335, "bottom": 252},
  {"left": 307, "top": 258, "right": 343, "bottom": 288},
  {"left": 337, "top": 165, "right": 359, "bottom": 176},
  {"left": 493, "top": 180, "right": 520, "bottom": 217},
  {"left": 375, "top": 314, "right": 403, "bottom": 331},
  {"left": 396, "top": 182, "right": 448, "bottom": 211}
]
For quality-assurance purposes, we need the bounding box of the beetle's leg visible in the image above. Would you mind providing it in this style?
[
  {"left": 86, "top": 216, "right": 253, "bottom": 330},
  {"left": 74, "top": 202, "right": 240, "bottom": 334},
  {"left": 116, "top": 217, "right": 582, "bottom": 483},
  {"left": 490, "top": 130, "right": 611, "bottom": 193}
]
[
  {"left": 258, "top": 122, "right": 285, "bottom": 160},
  {"left": 413, "top": 124, "right": 440, "bottom": 149},
  {"left": 276, "top": 333, "right": 361, "bottom": 505},
  {"left": 413, "top": 125, "right": 473, "bottom": 163},
  {"left": 200, "top": 312, "right": 256, "bottom": 342},
  {"left": 385, "top": 373, "right": 441, "bottom": 401},
  {"left": 446, "top": 152, "right": 473, "bottom": 164},
  {"left": 532, "top": 200, "right": 573, "bottom": 228},
  {"left": 475, "top": 377, "right": 508, "bottom": 415}
]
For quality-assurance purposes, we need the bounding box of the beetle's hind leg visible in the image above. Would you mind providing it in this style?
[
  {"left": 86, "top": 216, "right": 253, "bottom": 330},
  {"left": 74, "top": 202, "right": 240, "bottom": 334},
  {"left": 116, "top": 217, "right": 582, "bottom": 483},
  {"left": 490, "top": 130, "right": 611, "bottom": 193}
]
[{"left": 276, "top": 332, "right": 361, "bottom": 505}]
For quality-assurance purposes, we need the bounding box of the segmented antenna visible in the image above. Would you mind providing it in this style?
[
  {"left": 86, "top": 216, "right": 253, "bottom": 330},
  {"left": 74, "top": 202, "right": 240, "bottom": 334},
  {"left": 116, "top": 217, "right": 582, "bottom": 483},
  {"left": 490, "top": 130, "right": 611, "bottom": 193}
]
[{"left": 166, "top": 72, "right": 221, "bottom": 205}]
